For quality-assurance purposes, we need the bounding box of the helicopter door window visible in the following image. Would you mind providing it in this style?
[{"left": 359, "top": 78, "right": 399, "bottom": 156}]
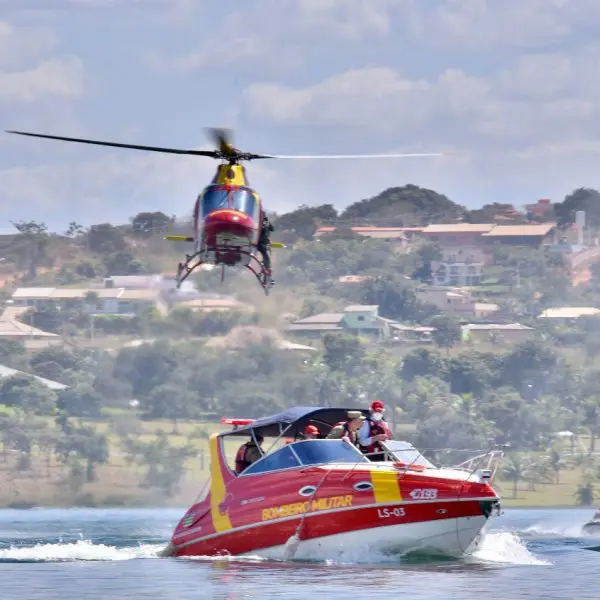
[
  {"left": 201, "top": 189, "right": 229, "bottom": 217},
  {"left": 231, "top": 190, "right": 258, "bottom": 219}
]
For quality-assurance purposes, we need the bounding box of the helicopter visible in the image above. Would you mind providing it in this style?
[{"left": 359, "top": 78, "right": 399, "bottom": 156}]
[{"left": 6, "top": 127, "right": 446, "bottom": 295}]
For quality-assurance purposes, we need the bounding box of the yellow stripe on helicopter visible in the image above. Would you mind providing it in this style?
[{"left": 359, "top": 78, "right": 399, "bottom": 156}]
[{"left": 164, "top": 235, "right": 194, "bottom": 242}]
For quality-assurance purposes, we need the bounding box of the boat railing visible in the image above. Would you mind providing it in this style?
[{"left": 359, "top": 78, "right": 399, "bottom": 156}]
[{"left": 451, "top": 448, "right": 506, "bottom": 483}]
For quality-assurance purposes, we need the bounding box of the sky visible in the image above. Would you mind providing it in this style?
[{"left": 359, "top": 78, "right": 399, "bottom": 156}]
[{"left": 2, "top": 0, "right": 600, "bottom": 232}]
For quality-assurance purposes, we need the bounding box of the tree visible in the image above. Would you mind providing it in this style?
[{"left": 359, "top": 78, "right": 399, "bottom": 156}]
[
  {"left": 275, "top": 204, "right": 338, "bottom": 240},
  {"left": 360, "top": 274, "right": 439, "bottom": 322},
  {"left": 0, "top": 374, "right": 57, "bottom": 415},
  {"left": 55, "top": 425, "right": 109, "bottom": 482},
  {"left": 555, "top": 188, "right": 600, "bottom": 227},
  {"left": 58, "top": 383, "right": 104, "bottom": 418},
  {"left": 428, "top": 314, "right": 462, "bottom": 350},
  {"left": 103, "top": 250, "right": 145, "bottom": 275},
  {"left": 322, "top": 332, "right": 363, "bottom": 372},
  {"left": 11, "top": 220, "right": 49, "bottom": 279},
  {"left": 400, "top": 348, "right": 447, "bottom": 382},
  {"left": 86, "top": 223, "right": 127, "bottom": 254},
  {"left": 65, "top": 222, "right": 85, "bottom": 238},
  {"left": 340, "top": 184, "right": 466, "bottom": 225},
  {"left": 131, "top": 212, "right": 174, "bottom": 236},
  {"left": 0, "top": 340, "right": 28, "bottom": 370}
]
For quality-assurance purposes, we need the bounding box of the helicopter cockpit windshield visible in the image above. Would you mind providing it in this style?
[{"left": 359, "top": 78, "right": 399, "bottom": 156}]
[{"left": 200, "top": 187, "right": 259, "bottom": 222}]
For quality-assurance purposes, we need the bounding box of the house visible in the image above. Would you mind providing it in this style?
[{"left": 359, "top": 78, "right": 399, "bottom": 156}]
[
  {"left": 537, "top": 307, "right": 600, "bottom": 323},
  {"left": 0, "top": 305, "right": 62, "bottom": 350},
  {"left": 431, "top": 245, "right": 487, "bottom": 285},
  {"left": 421, "top": 224, "right": 495, "bottom": 286},
  {"left": 285, "top": 305, "right": 391, "bottom": 340},
  {"left": 173, "top": 297, "right": 255, "bottom": 313},
  {"left": 314, "top": 226, "right": 423, "bottom": 249},
  {"left": 462, "top": 323, "right": 534, "bottom": 344},
  {"left": 388, "top": 323, "right": 435, "bottom": 344},
  {"left": 481, "top": 224, "right": 556, "bottom": 248},
  {"left": 0, "top": 364, "right": 68, "bottom": 391},
  {"left": 11, "top": 287, "right": 161, "bottom": 316},
  {"left": 417, "top": 287, "right": 500, "bottom": 318}
]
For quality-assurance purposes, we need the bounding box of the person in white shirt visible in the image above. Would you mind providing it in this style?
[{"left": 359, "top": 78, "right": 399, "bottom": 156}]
[{"left": 357, "top": 400, "right": 391, "bottom": 461}]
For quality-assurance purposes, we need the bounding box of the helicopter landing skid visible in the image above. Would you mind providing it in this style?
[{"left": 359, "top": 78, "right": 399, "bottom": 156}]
[{"left": 175, "top": 248, "right": 274, "bottom": 296}]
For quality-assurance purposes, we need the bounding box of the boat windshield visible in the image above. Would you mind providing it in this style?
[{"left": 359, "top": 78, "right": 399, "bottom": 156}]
[
  {"left": 291, "top": 439, "right": 367, "bottom": 466},
  {"left": 381, "top": 440, "right": 436, "bottom": 468},
  {"left": 241, "top": 439, "right": 366, "bottom": 476}
]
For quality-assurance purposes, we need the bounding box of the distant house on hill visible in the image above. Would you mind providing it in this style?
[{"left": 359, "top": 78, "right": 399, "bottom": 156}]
[
  {"left": 537, "top": 307, "right": 600, "bottom": 323},
  {"left": 314, "top": 226, "right": 422, "bottom": 248},
  {"left": 0, "top": 306, "right": 62, "bottom": 350},
  {"left": 481, "top": 224, "right": 556, "bottom": 248},
  {"left": 417, "top": 287, "right": 500, "bottom": 319},
  {"left": 420, "top": 223, "right": 557, "bottom": 285},
  {"left": 11, "top": 286, "right": 162, "bottom": 316},
  {"left": 284, "top": 305, "right": 393, "bottom": 341},
  {"left": 462, "top": 323, "right": 534, "bottom": 345}
]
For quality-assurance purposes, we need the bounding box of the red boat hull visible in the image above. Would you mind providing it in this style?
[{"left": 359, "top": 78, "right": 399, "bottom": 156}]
[{"left": 171, "top": 497, "right": 494, "bottom": 558}]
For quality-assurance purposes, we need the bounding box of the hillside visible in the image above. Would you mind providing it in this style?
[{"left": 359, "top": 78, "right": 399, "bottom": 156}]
[{"left": 2, "top": 183, "right": 600, "bottom": 509}]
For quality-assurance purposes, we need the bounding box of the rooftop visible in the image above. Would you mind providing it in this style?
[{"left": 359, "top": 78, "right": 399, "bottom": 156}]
[
  {"left": 463, "top": 323, "right": 533, "bottom": 331},
  {"left": 0, "top": 364, "right": 68, "bottom": 391},
  {"left": 482, "top": 224, "right": 556, "bottom": 237},
  {"left": 343, "top": 305, "right": 378, "bottom": 312},
  {"left": 538, "top": 307, "right": 600, "bottom": 319},
  {"left": 421, "top": 224, "right": 495, "bottom": 234},
  {"left": 12, "top": 287, "right": 159, "bottom": 301},
  {"left": 289, "top": 313, "right": 344, "bottom": 325}
]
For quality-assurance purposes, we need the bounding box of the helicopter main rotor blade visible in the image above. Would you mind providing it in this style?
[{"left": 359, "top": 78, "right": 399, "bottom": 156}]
[
  {"left": 206, "top": 128, "right": 234, "bottom": 154},
  {"left": 6, "top": 130, "right": 220, "bottom": 158},
  {"left": 262, "top": 152, "right": 449, "bottom": 160}
]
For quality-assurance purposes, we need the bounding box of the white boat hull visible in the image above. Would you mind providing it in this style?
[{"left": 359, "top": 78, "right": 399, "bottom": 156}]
[{"left": 244, "top": 515, "right": 488, "bottom": 561}]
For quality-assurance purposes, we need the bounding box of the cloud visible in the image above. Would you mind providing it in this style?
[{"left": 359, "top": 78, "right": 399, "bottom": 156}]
[
  {"left": 151, "top": 0, "right": 400, "bottom": 75},
  {"left": 413, "top": 0, "right": 600, "bottom": 50},
  {"left": 5, "top": 0, "right": 600, "bottom": 232},
  {"left": 0, "top": 56, "right": 83, "bottom": 104},
  {"left": 0, "top": 20, "right": 84, "bottom": 105}
]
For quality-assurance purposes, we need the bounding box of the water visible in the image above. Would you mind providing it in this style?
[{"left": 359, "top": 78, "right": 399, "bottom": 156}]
[{"left": 0, "top": 507, "right": 598, "bottom": 599}]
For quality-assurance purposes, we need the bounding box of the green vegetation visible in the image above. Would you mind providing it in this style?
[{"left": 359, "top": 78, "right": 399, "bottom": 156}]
[{"left": 1, "top": 185, "right": 600, "bottom": 508}]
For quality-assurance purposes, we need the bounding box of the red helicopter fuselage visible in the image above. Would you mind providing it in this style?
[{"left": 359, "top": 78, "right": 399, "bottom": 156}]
[{"left": 192, "top": 165, "right": 263, "bottom": 266}]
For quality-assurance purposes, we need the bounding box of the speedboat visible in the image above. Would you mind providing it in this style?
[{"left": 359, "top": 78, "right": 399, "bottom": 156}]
[
  {"left": 582, "top": 509, "right": 600, "bottom": 535},
  {"left": 160, "top": 406, "right": 503, "bottom": 560}
]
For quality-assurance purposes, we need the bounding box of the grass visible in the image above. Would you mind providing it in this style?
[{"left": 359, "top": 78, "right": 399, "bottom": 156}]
[{"left": 0, "top": 414, "right": 596, "bottom": 509}]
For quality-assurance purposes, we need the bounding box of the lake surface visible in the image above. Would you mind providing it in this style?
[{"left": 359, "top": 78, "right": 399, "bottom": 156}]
[{"left": 0, "top": 506, "right": 598, "bottom": 599}]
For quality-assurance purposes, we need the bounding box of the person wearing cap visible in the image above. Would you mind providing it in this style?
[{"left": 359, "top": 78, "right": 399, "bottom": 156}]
[
  {"left": 302, "top": 424, "right": 320, "bottom": 439},
  {"left": 234, "top": 433, "right": 264, "bottom": 473},
  {"left": 327, "top": 411, "right": 365, "bottom": 445},
  {"left": 357, "top": 400, "right": 391, "bottom": 461}
]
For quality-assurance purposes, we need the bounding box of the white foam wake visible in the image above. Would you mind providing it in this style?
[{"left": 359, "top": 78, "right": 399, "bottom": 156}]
[
  {"left": 0, "top": 531, "right": 547, "bottom": 567},
  {"left": 0, "top": 540, "right": 164, "bottom": 562},
  {"left": 471, "top": 531, "right": 549, "bottom": 566}
]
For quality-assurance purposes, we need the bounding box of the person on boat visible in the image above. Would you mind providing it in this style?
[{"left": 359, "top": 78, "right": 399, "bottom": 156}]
[
  {"left": 357, "top": 400, "right": 391, "bottom": 462},
  {"left": 302, "top": 424, "right": 320, "bottom": 439},
  {"left": 327, "top": 411, "right": 365, "bottom": 445},
  {"left": 288, "top": 424, "right": 320, "bottom": 443},
  {"left": 234, "top": 434, "right": 264, "bottom": 474}
]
